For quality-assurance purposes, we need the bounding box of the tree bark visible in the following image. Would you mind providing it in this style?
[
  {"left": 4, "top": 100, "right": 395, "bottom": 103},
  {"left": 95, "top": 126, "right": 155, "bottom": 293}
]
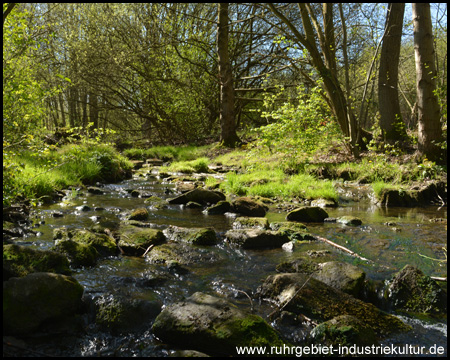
[
  {"left": 412, "top": 3, "right": 443, "bottom": 162},
  {"left": 378, "top": 3, "right": 406, "bottom": 143},
  {"left": 217, "top": 3, "right": 240, "bottom": 147}
]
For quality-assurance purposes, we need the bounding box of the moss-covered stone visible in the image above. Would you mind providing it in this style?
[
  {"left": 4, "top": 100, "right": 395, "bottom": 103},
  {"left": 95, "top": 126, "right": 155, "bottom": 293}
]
[
  {"left": 269, "top": 221, "right": 314, "bottom": 241},
  {"left": 152, "top": 292, "right": 285, "bottom": 356},
  {"left": 3, "top": 272, "right": 84, "bottom": 335},
  {"left": 337, "top": 216, "right": 363, "bottom": 226},
  {"left": 3, "top": 244, "right": 71, "bottom": 279},
  {"left": 231, "top": 197, "right": 267, "bottom": 217},
  {"left": 386, "top": 265, "right": 447, "bottom": 315},
  {"left": 225, "top": 229, "right": 290, "bottom": 249},
  {"left": 94, "top": 295, "right": 161, "bottom": 334},
  {"left": 53, "top": 239, "right": 100, "bottom": 267},
  {"left": 205, "top": 200, "right": 231, "bottom": 215},
  {"left": 69, "top": 229, "right": 117, "bottom": 256},
  {"left": 310, "top": 315, "right": 378, "bottom": 347},
  {"left": 164, "top": 225, "right": 217, "bottom": 245},
  {"left": 128, "top": 207, "right": 150, "bottom": 221},
  {"left": 233, "top": 217, "right": 269, "bottom": 230},
  {"left": 118, "top": 225, "right": 166, "bottom": 256},
  {"left": 257, "top": 273, "right": 411, "bottom": 339},
  {"left": 146, "top": 242, "right": 222, "bottom": 265}
]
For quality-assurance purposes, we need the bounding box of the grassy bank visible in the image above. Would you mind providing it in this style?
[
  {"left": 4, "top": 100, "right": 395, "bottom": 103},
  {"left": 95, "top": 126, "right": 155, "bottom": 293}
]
[{"left": 3, "top": 143, "right": 133, "bottom": 206}]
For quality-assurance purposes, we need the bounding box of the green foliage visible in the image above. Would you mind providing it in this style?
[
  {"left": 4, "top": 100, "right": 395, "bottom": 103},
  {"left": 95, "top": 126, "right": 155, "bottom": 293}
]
[
  {"left": 123, "top": 145, "right": 212, "bottom": 162},
  {"left": 163, "top": 157, "right": 210, "bottom": 174},
  {"left": 254, "top": 84, "right": 342, "bottom": 163}
]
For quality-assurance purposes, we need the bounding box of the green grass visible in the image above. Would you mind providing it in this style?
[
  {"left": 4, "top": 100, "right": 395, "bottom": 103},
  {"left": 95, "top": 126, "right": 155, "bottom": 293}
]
[
  {"left": 123, "top": 145, "right": 212, "bottom": 162},
  {"left": 4, "top": 143, "right": 133, "bottom": 205},
  {"left": 162, "top": 157, "right": 210, "bottom": 174}
]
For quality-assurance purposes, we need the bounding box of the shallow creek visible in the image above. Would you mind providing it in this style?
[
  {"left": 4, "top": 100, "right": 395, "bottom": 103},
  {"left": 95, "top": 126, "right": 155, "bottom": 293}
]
[{"left": 20, "top": 172, "right": 447, "bottom": 356}]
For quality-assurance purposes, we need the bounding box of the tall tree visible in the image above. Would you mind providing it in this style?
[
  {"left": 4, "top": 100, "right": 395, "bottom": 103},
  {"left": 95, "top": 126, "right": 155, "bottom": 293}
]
[
  {"left": 412, "top": 3, "right": 443, "bottom": 162},
  {"left": 217, "top": 3, "right": 240, "bottom": 147},
  {"left": 378, "top": 3, "right": 407, "bottom": 143}
]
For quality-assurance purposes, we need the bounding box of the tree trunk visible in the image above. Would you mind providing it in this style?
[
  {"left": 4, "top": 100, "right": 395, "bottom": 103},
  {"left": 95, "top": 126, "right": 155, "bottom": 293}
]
[
  {"left": 217, "top": 3, "right": 240, "bottom": 147},
  {"left": 89, "top": 91, "right": 98, "bottom": 129},
  {"left": 412, "top": 3, "right": 443, "bottom": 163},
  {"left": 378, "top": 3, "right": 406, "bottom": 143}
]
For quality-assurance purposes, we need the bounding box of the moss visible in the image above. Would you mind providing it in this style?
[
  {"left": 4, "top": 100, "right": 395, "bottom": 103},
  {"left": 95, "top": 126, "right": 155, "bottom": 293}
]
[
  {"left": 70, "top": 229, "right": 117, "bottom": 256},
  {"left": 128, "top": 208, "right": 150, "bottom": 221},
  {"left": 118, "top": 226, "right": 166, "bottom": 255},
  {"left": 3, "top": 244, "right": 71, "bottom": 278},
  {"left": 53, "top": 239, "right": 99, "bottom": 267}
]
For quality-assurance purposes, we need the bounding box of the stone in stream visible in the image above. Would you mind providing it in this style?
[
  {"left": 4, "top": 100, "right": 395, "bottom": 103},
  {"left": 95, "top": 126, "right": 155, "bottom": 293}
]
[
  {"left": 337, "top": 216, "right": 363, "bottom": 226},
  {"left": 53, "top": 239, "right": 100, "bottom": 267},
  {"left": 146, "top": 242, "right": 223, "bottom": 266},
  {"left": 3, "top": 244, "right": 71, "bottom": 279},
  {"left": 3, "top": 272, "right": 84, "bottom": 335},
  {"left": 128, "top": 207, "right": 150, "bottom": 221},
  {"left": 163, "top": 225, "right": 217, "bottom": 246},
  {"left": 231, "top": 197, "right": 267, "bottom": 217},
  {"left": 384, "top": 265, "right": 447, "bottom": 315},
  {"left": 53, "top": 228, "right": 117, "bottom": 257},
  {"left": 256, "top": 273, "right": 411, "bottom": 339},
  {"left": 117, "top": 225, "right": 166, "bottom": 256},
  {"left": 152, "top": 292, "right": 285, "bottom": 356},
  {"left": 286, "top": 206, "right": 329, "bottom": 223},
  {"left": 232, "top": 216, "right": 269, "bottom": 230},
  {"left": 225, "top": 229, "right": 290, "bottom": 249}
]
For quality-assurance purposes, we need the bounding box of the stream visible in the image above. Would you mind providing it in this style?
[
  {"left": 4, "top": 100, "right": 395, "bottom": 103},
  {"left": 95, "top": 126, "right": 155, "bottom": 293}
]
[{"left": 16, "top": 170, "right": 447, "bottom": 357}]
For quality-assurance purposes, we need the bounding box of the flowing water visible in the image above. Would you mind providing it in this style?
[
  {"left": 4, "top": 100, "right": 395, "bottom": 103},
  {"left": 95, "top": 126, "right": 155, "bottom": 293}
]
[{"left": 16, "top": 172, "right": 447, "bottom": 356}]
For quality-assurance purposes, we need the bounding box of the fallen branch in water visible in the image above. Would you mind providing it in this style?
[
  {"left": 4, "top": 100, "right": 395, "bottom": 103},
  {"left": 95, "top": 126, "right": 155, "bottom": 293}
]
[
  {"left": 313, "top": 235, "right": 370, "bottom": 262},
  {"left": 142, "top": 244, "right": 154, "bottom": 257},
  {"left": 430, "top": 276, "right": 447, "bottom": 282}
]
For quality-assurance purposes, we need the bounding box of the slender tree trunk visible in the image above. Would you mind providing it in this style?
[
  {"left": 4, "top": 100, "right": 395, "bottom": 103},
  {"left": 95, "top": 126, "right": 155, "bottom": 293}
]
[
  {"left": 378, "top": 3, "right": 406, "bottom": 143},
  {"left": 412, "top": 3, "right": 443, "bottom": 162},
  {"left": 89, "top": 91, "right": 98, "bottom": 129},
  {"left": 217, "top": 3, "right": 240, "bottom": 147},
  {"left": 58, "top": 92, "right": 66, "bottom": 127}
]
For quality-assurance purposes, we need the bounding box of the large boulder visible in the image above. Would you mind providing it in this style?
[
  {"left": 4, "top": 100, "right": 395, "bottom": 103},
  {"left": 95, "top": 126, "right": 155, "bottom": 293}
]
[
  {"left": 3, "top": 244, "right": 71, "bottom": 279},
  {"left": 152, "top": 292, "right": 285, "bottom": 356},
  {"left": 118, "top": 225, "right": 166, "bottom": 256},
  {"left": 225, "top": 229, "right": 290, "bottom": 249},
  {"left": 3, "top": 272, "right": 84, "bottom": 335},
  {"left": 168, "top": 188, "right": 225, "bottom": 205},
  {"left": 257, "top": 273, "right": 410, "bottom": 338},
  {"left": 164, "top": 225, "right": 217, "bottom": 246},
  {"left": 385, "top": 265, "right": 447, "bottom": 315},
  {"left": 231, "top": 197, "right": 267, "bottom": 217},
  {"left": 286, "top": 206, "right": 329, "bottom": 223}
]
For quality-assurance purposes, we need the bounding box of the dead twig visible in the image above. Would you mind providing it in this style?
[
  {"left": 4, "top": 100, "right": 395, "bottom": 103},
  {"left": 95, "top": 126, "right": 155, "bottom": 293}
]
[
  {"left": 142, "top": 244, "right": 154, "bottom": 257},
  {"left": 314, "top": 235, "right": 370, "bottom": 262}
]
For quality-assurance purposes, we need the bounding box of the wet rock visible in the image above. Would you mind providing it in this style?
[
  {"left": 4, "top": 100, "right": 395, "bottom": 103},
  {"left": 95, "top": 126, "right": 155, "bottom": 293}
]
[
  {"left": 269, "top": 222, "right": 314, "bottom": 241},
  {"left": 53, "top": 228, "right": 117, "bottom": 256},
  {"left": 385, "top": 265, "right": 447, "bottom": 315},
  {"left": 146, "top": 242, "right": 223, "bottom": 266},
  {"left": 93, "top": 294, "right": 161, "bottom": 334},
  {"left": 76, "top": 205, "right": 91, "bottom": 212},
  {"left": 53, "top": 239, "right": 100, "bottom": 267},
  {"left": 3, "top": 272, "right": 84, "bottom": 335},
  {"left": 225, "top": 229, "right": 289, "bottom": 249},
  {"left": 231, "top": 197, "right": 267, "bottom": 217},
  {"left": 52, "top": 211, "right": 64, "bottom": 218},
  {"left": 128, "top": 207, "right": 150, "bottom": 221},
  {"left": 286, "top": 206, "right": 329, "bottom": 223},
  {"left": 164, "top": 225, "right": 217, "bottom": 246},
  {"left": 168, "top": 188, "right": 226, "bottom": 205},
  {"left": 309, "top": 315, "right": 378, "bottom": 347},
  {"left": 3, "top": 244, "right": 71, "bottom": 279},
  {"left": 204, "top": 200, "right": 231, "bottom": 215},
  {"left": 118, "top": 225, "right": 166, "bottom": 256},
  {"left": 232, "top": 217, "right": 269, "bottom": 230},
  {"left": 152, "top": 292, "right": 285, "bottom": 356},
  {"left": 175, "top": 182, "right": 196, "bottom": 193},
  {"left": 87, "top": 186, "right": 104, "bottom": 195},
  {"left": 336, "top": 216, "right": 362, "bottom": 226},
  {"left": 144, "top": 196, "right": 168, "bottom": 210},
  {"left": 314, "top": 261, "right": 366, "bottom": 297},
  {"left": 257, "top": 273, "right": 411, "bottom": 338}
]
